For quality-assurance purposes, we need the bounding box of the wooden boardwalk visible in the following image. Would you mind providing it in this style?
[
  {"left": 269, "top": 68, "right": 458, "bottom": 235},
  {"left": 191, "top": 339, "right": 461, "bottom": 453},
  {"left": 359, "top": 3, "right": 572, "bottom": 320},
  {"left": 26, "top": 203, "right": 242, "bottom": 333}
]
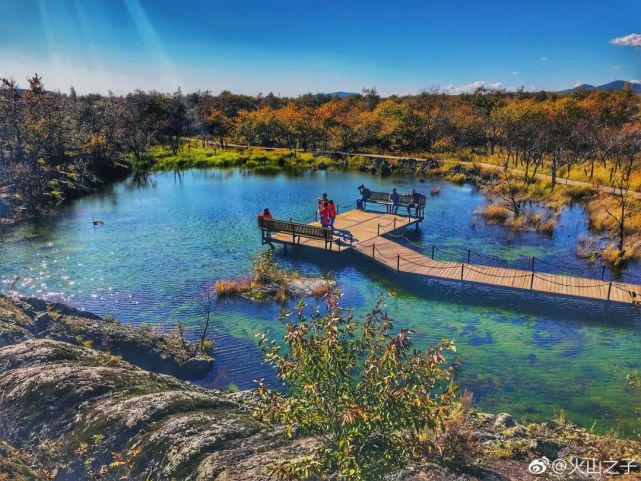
[{"left": 270, "top": 209, "right": 641, "bottom": 305}]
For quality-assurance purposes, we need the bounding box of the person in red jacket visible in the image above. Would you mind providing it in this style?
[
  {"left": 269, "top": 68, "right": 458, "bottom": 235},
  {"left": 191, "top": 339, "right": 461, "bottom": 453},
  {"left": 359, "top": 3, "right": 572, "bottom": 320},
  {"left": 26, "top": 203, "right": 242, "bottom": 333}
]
[
  {"left": 257, "top": 207, "right": 272, "bottom": 220},
  {"left": 327, "top": 199, "right": 337, "bottom": 229},
  {"left": 319, "top": 201, "right": 330, "bottom": 228}
]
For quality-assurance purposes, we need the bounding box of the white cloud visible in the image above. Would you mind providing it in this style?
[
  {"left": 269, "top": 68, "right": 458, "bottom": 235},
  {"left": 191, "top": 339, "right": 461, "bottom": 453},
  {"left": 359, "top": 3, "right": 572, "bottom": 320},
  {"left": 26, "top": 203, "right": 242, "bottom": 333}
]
[
  {"left": 610, "top": 33, "right": 641, "bottom": 47},
  {"left": 541, "top": 57, "right": 548, "bottom": 62},
  {"left": 441, "top": 81, "right": 506, "bottom": 94},
  {"left": 512, "top": 71, "right": 518, "bottom": 75},
  {"left": 629, "top": 79, "right": 641, "bottom": 84},
  {"left": 612, "top": 65, "right": 621, "bottom": 70}
]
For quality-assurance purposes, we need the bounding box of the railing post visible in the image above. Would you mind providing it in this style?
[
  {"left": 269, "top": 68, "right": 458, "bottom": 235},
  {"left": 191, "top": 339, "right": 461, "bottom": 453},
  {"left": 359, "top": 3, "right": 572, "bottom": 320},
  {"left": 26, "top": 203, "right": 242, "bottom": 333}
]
[
  {"left": 377, "top": 224, "right": 380, "bottom": 236},
  {"left": 431, "top": 245, "right": 435, "bottom": 260},
  {"left": 607, "top": 282, "right": 612, "bottom": 301},
  {"left": 530, "top": 272, "right": 535, "bottom": 290},
  {"left": 531, "top": 256, "right": 535, "bottom": 272},
  {"left": 397, "top": 254, "right": 400, "bottom": 272},
  {"left": 460, "top": 263, "right": 464, "bottom": 280},
  {"left": 393, "top": 218, "right": 397, "bottom": 229},
  {"left": 372, "top": 243, "right": 375, "bottom": 259},
  {"left": 467, "top": 249, "right": 471, "bottom": 264},
  {"left": 601, "top": 265, "right": 606, "bottom": 281}
]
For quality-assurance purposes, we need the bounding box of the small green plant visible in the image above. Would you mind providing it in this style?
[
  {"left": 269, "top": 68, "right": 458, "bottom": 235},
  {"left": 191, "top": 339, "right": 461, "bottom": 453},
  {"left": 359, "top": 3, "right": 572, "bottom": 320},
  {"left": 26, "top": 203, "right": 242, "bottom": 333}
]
[
  {"left": 75, "top": 336, "right": 94, "bottom": 349},
  {"left": 255, "top": 290, "right": 458, "bottom": 481},
  {"left": 252, "top": 249, "right": 286, "bottom": 286}
]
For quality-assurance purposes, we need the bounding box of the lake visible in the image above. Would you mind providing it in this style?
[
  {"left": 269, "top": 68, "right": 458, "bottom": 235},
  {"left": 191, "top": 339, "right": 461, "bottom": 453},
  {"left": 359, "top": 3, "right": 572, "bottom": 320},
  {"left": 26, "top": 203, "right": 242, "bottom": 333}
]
[{"left": 1, "top": 168, "right": 640, "bottom": 434}]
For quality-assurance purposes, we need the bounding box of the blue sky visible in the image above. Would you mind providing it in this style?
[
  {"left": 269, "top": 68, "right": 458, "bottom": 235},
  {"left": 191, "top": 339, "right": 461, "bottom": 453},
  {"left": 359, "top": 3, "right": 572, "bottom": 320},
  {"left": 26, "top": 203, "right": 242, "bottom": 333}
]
[{"left": 0, "top": 0, "right": 639, "bottom": 95}]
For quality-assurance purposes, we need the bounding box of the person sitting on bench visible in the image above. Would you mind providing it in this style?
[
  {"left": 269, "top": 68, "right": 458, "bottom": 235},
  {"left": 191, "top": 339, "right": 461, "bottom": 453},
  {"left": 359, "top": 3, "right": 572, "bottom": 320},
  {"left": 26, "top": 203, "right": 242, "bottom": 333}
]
[
  {"left": 389, "top": 188, "right": 400, "bottom": 214},
  {"left": 258, "top": 207, "right": 272, "bottom": 220},
  {"left": 356, "top": 184, "right": 370, "bottom": 210},
  {"left": 407, "top": 188, "right": 421, "bottom": 216}
]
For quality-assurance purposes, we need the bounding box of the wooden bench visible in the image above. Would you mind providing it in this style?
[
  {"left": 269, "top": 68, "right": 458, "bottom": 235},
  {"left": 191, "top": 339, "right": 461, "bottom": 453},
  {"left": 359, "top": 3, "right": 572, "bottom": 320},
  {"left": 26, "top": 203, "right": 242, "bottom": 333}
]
[
  {"left": 364, "top": 192, "right": 393, "bottom": 211},
  {"left": 398, "top": 193, "right": 427, "bottom": 219},
  {"left": 258, "top": 218, "right": 350, "bottom": 250},
  {"left": 364, "top": 191, "right": 427, "bottom": 218}
]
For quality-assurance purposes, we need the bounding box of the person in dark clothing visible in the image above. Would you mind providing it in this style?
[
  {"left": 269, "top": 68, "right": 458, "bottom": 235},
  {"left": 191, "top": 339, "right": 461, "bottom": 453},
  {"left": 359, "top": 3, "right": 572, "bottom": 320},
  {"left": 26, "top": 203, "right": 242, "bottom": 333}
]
[
  {"left": 389, "top": 188, "right": 400, "bottom": 214},
  {"left": 356, "top": 184, "right": 371, "bottom": 210},
  {"left": 407, "top": 188, "right": 421, "bottom": 216}
]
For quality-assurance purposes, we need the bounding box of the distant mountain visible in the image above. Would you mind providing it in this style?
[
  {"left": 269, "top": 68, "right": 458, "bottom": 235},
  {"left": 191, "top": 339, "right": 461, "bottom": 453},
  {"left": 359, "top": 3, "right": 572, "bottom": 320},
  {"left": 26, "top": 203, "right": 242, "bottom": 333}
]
[
  {"left": 559, "top": 80, "right": 641, "bottom": 94},
  {"left": 327, "top": 91, "right": 359, "bottom": 98}
]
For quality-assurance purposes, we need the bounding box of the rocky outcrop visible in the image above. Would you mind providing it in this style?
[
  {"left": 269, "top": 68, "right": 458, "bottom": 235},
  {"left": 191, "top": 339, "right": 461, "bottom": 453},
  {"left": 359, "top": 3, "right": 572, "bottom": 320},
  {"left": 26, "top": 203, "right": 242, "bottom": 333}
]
[
  {"left": 1, "top": 296, "right": 640, "bottom": 480},
  {"left": 0, "top": 338, "right": 305, "bottom": 480},
  {"left": 0, "top": 295, "right": 212, "bottom": 380},
  {"left": 0, "top": 439, "right": 49, "bottom": 481}
]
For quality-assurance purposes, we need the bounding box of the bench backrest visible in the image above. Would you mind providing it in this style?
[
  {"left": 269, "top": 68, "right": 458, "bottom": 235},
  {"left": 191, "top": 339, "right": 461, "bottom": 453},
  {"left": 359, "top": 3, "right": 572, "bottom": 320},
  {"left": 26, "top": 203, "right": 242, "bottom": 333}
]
[
  {"left": 368, "top": 191, "right": 426, "bottom": 206},
  {"left": 258, "top": 217, "right": 331, "bottom": 240},
  {"left": 399, "top": 193, "right": 427, "bottom": 206},
  {"left": 369, "top": 191, "right": 390, "bottom": 202}
]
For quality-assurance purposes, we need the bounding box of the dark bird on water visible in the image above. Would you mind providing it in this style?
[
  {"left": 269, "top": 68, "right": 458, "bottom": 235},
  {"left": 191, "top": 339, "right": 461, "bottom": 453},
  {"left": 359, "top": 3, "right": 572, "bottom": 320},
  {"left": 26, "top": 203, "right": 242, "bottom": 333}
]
[{"left": 92, "top": 217, "right": 104, "bottom": 226}]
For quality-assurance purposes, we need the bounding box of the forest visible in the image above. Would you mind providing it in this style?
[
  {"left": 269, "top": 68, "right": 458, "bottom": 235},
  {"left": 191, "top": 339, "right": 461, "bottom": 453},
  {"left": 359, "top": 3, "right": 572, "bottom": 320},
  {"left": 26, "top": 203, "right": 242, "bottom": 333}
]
[{"left": 1, "top": 75, "right": 640, "bottom": 262}]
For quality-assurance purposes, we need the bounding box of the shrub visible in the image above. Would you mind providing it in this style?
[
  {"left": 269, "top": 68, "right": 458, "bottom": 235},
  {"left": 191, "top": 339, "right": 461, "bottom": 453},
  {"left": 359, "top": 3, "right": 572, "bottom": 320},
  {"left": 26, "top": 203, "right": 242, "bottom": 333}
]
[
  {"left": 255, "top": 291, "right": 458, "bottom": 481},
  {"left": 430, "top": 390, "right": 481, "bottom": 464},
  {"left": 527, "top": 213, "right": 557, "bottom": 234},
  {"left": 215, "top": 278, "right": 253, "bottom": 297},
  {"left": 576, "top": 235, "right": 599, "bottom": 259},
  {"left": 601, "top": 246, "right": 632, "bottom": 268},
  {"left": 480, "top": 204, "right": 509, "bottom": 224},
  {"left": 446, "top": 172, "right": 466, "bottom": 184},
  {"left": 252, "top": 250, "right": 286, "bottom": 286}
]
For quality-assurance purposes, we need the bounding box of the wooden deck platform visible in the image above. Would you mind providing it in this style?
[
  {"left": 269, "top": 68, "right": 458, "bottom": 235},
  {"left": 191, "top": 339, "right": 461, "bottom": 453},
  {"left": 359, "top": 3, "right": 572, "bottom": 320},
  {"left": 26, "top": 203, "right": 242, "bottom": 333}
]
[{"left": 267, "top": 209, "right": 641, "bottom": 305}]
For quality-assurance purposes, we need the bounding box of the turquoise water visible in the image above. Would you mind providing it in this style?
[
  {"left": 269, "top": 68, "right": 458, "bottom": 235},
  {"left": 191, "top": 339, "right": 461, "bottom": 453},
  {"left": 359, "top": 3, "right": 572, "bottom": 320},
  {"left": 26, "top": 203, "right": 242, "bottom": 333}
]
[{"left": 1, "top": 168, "right": 640, "bottom": 434}]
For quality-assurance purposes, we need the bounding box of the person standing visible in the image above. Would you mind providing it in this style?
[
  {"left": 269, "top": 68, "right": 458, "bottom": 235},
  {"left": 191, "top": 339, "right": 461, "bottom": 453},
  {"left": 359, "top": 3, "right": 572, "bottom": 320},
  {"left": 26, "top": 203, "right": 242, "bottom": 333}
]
[
  {"left": 389, "top": 188, "right": 400, "bottom": 214},
  {"left": 319, "top": 201, "right": 330, "bottom": 228},
  {"left": 327, "top": 200, "right": 337, "bottom": 229}
]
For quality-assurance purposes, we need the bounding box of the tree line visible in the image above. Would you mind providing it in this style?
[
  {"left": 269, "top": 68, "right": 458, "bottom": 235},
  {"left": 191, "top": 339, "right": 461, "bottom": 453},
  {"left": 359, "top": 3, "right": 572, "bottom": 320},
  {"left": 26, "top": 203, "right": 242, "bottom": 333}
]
[{"left": 1, "top": 74, "right": 640, "bottom": 218}]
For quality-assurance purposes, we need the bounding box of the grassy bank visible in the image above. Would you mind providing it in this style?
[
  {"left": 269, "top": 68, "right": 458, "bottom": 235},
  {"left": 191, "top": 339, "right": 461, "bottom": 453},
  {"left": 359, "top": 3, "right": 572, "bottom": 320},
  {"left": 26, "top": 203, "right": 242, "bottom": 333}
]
[
  {"left": 150, "top": 142, "right": 341, "bottom": 173},
  {"left": 430, "top": 148, "right": 641, "bottom": 192}
]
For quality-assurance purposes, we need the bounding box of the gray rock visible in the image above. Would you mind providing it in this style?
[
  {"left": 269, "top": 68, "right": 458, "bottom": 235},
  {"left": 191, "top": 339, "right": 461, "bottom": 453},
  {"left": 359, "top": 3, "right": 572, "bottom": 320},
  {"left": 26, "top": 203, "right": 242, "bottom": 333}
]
[
  {"left": 472, "top": 431, "right": 500, "bottom": 442},
  {"left": 509, "top": 425, "right": 527, "bottom": 438},
  {"left": 529, "top": 438, "right": 560, "bottom": 460},
  {"left": 34, "top": 311, "right": 52, "bottom": 330},
  {"left": 475, "top": 412, "right": 496, "bottom": 426},
  {"left": 493, "top": 412, "right": 515, "bottom": 429},
  {"left": 0, "top": 339, "right": 280, "bottom": 480}
]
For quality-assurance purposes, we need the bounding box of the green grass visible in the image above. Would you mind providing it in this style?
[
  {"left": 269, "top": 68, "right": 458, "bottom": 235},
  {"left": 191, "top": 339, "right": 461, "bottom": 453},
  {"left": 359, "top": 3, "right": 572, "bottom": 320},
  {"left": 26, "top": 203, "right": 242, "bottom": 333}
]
[{"left": 150, "top": 144, "right": 339, "bottom": 173}]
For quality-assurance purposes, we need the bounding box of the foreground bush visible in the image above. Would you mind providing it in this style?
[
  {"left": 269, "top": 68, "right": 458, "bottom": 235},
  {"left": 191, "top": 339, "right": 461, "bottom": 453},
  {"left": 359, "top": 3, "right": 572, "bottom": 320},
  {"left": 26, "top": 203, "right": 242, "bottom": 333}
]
[{"left": 255, "top": 291, "right": 458, "bottom": 480}]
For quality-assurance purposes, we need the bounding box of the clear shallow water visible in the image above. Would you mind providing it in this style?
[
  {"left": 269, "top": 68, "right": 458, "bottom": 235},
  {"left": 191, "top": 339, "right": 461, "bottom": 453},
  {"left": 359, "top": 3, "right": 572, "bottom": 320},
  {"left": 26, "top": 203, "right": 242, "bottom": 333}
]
[{"left": 1, "top": 168, "right": 640, "bottom": 434}]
